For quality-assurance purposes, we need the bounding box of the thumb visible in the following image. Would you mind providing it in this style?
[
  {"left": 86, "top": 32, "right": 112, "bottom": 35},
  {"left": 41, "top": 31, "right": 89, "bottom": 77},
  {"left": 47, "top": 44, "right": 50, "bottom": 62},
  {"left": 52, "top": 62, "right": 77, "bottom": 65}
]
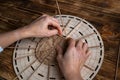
[{"left": 56, "top": 45, "right": 63, "bottom": 61}]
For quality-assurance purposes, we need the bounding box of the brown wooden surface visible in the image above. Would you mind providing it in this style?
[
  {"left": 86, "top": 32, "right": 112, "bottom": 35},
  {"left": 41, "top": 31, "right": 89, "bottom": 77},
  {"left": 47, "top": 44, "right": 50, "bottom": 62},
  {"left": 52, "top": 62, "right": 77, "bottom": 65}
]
[{"left": 0, "top": 0, "right": 120, "bottom": 80}]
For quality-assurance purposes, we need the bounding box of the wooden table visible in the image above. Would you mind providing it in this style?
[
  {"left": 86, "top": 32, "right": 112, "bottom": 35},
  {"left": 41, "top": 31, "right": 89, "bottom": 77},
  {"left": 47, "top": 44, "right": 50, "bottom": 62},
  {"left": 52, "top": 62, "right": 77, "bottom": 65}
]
[{"left": 0, "top": 0, "right": 120, "bottom": 80}]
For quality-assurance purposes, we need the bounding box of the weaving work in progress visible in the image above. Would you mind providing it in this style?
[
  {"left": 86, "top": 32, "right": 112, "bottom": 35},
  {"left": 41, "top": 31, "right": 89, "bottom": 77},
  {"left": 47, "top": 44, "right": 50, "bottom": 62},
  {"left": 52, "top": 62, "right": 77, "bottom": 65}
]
[
  {"left": 13, "top": 15, "right": 104, "bottom": 80},
  {"left": 35, "top": 35, "right": 67, "bottom": 64},
  {"left": 12, "top": 0, "right": 104, "bottom": 80},
  {"left": 1, "top": 0, "right": 120, "bottom": 80},
  {"left": 2, "top": 0, "right": 117, "bottom": 80}
]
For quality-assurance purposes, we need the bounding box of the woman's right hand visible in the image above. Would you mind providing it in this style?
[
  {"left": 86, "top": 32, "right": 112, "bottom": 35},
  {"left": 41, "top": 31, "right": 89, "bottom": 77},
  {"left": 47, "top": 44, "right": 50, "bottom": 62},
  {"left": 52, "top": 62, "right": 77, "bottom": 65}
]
[{"left": 56, "top": 38, "right": 91, "bottom": 80}]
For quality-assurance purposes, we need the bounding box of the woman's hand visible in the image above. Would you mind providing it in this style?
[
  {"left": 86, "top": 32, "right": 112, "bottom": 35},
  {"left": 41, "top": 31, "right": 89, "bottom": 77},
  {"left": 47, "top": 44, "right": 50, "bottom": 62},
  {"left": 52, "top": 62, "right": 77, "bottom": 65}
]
[
  {"left": 24, "top": 14, "right": 62, "bottom": 38},
  {"left": 0, "top": 14, "right": 62, "bottom": 48},
  {"left": 56, "top": 38, "right": 91, "bottom": 80}
]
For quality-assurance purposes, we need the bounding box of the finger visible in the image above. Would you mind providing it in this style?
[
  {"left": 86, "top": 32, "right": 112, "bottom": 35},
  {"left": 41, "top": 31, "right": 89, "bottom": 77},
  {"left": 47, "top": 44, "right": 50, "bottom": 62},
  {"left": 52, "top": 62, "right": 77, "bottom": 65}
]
[
  {"left": 76, "top": 39, "right": 83, "bottom": 49},
  {"left": 48, "top": 29, "right": 58, "bottom": 36},
  {"left": 49, "top": 20, "right": 62, "bottom": 35},
  {"left": 56, "top": 45, "right": 63, "bottom": 61},
  {"left": 51, "top": 17, "right": 59, "bottom": 24},
  {"left": 83, "top": 43, "right": 88, "bottom": 53},
  {"left": 67, "top": 38, "right": 76, "bottom": 49},
  {"left": 86, "top": 50, "right": 91, "bottom": 58}
]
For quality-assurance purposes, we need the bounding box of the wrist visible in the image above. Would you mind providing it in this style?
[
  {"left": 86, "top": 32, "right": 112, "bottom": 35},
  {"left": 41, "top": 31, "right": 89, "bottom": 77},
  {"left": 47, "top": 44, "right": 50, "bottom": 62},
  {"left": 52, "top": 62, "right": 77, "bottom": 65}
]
[
  {"left": 65, "top": 73, "right": 83, "bottom": 80},
  {"left": 14, "top": 26, "right": 31, "bottom": 39}
]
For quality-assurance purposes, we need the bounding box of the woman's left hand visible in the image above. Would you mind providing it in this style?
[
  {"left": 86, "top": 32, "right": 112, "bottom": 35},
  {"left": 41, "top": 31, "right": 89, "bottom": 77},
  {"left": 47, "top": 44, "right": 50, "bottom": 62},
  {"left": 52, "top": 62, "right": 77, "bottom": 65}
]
[{"left": 24, "top": 14, "right": 62, "bottom": 38}]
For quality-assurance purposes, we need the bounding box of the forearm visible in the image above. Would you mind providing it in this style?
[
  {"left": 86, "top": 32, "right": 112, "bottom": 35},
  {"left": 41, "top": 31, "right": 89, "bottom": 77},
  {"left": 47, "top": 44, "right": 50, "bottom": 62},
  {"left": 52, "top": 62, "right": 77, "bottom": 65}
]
[
  {"left": 0, "top": 26, "right": 30, "bottom": 48},
  {"left": 0, "top": 15, "right": 62, "bottom": 49}
]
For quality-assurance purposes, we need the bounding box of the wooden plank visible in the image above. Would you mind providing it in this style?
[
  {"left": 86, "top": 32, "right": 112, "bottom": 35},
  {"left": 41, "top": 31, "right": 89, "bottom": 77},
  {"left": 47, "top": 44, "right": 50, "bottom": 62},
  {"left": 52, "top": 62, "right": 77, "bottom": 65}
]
[
  {"left": 31, "top": 0, "right": 120, "bottom": 24},
  {"left": 0, "top": 0, "right": 120, "bottom": 26},
  {"left": 114, "top": 41, "right": 120, "bottom": 80},
  {"left": 0, "top": 0, "right": 120, "bottom": 80}
]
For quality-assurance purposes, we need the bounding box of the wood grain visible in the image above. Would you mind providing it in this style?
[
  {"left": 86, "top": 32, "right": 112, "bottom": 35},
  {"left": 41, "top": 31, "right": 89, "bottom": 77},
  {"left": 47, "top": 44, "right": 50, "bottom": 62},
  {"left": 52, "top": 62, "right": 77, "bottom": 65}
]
[{"left": 0, "top": 0, "right": 120, "bottom": 80}]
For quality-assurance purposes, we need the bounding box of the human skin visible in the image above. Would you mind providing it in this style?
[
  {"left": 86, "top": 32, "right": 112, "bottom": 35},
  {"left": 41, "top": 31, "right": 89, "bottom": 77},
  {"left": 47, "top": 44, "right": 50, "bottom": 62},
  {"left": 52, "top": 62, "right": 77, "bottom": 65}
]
[
  {"left": 0, "top": 15, "right": 62, "bottom": 48},
  {"left": 0, "top": 14, "right": 90, "bottom": 80},
  {"left": 56, "top": 38, "right": 91, "bottom": 80}
]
